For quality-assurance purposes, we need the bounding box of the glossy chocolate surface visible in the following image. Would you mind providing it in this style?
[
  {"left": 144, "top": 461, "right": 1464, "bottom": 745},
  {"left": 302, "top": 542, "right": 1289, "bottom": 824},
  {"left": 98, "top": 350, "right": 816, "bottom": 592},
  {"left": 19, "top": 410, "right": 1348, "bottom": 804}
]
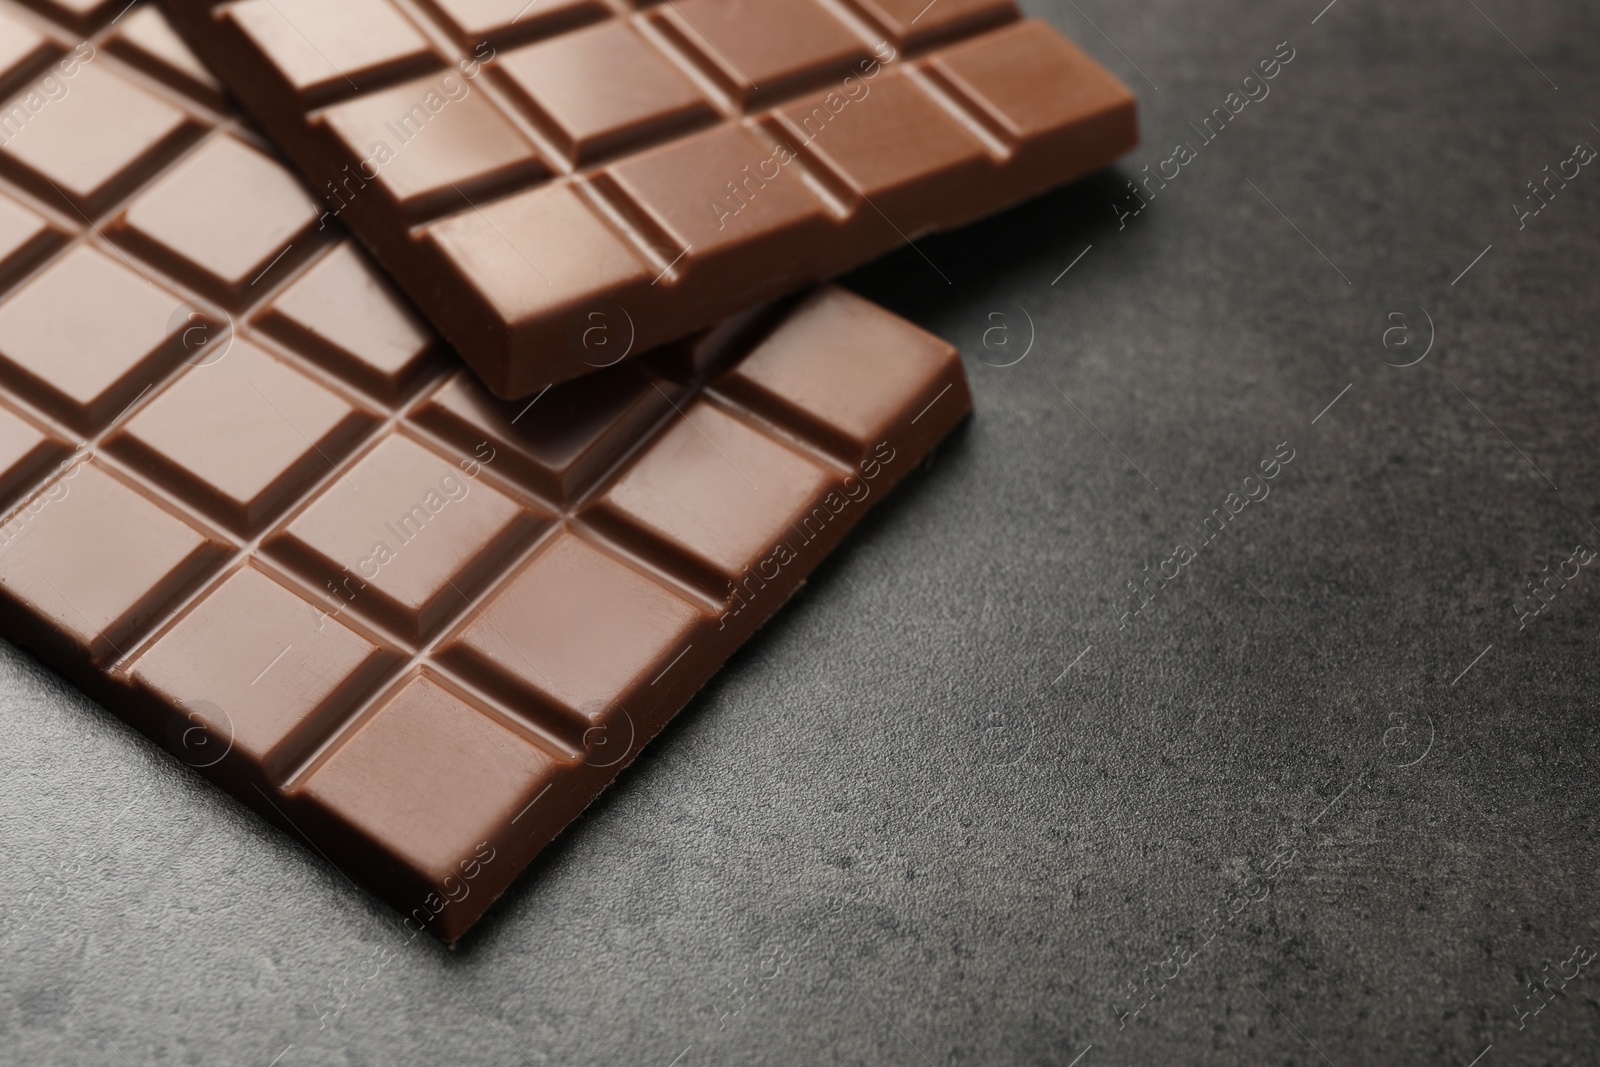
[
  {"left": 156, "top": 0, "right": 1136, "bottom": 396},
  {"left": 0, "top": 1, "right": 971, "bottom": 943}
]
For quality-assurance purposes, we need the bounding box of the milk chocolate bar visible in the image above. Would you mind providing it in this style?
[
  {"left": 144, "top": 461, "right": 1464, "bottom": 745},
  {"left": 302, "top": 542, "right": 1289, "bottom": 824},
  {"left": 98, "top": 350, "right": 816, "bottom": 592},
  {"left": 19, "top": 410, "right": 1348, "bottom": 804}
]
[
  {"left": 155, "top": 0, "right": 1136, "bottom": 396},
  {"left": 0, "top": 1, "right": 971, "bottom": 942}
]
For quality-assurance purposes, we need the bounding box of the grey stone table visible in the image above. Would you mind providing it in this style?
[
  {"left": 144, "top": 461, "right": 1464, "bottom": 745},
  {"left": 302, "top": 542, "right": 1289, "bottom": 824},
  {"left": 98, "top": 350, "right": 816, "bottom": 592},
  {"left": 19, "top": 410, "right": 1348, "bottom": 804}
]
[{"left": 3, "top": 1, "right": 1597, "bottom": 1063}]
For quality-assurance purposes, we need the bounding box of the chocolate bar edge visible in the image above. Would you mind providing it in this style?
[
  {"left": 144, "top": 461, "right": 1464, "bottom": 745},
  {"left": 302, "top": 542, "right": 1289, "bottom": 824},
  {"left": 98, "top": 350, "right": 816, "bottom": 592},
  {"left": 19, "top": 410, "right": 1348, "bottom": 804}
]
[{"left": 155, "top": 0, "right": 1138, "bottom": 398}]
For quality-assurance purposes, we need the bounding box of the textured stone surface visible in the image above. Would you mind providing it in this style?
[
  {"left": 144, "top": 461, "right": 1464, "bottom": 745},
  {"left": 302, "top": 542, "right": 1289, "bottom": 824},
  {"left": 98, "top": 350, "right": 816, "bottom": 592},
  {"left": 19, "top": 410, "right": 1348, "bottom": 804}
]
[{"left": 3, "top": 0, "right": 1598, "bottom": 1063}]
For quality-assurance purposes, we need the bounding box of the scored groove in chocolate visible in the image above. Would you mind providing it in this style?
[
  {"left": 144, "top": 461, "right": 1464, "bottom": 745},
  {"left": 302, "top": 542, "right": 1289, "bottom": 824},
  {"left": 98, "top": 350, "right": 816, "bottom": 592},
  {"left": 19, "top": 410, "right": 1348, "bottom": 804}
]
[
  {"left": 0, "top": 0, "right": 972, "bottom": 943},
  {"left": 157, "top": 0, "right": 1137, "bottom": 397}
]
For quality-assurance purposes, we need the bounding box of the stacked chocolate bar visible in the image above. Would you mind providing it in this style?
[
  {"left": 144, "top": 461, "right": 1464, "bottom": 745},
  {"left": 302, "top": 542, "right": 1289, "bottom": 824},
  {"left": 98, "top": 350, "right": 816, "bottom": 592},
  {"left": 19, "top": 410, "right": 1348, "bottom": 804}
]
[{"left": 0, "top": 0, "right": 1135, "bottom": 941}]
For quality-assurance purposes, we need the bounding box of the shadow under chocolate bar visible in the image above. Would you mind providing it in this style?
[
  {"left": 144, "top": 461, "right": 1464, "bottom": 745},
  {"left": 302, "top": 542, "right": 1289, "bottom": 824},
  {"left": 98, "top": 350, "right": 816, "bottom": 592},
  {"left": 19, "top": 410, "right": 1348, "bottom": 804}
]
[
  {"left": 0, "top": 0, "right": 971, "bottom": 943},
  {"left": 154, "top": 0, "right": 1138, "bottom": 397}
]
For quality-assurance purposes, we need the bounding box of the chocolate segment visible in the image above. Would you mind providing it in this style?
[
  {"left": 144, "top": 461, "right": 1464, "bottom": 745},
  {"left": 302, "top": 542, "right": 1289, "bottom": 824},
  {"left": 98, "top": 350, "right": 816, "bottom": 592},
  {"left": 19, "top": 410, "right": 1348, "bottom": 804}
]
[
  {"left": 0, "top": 2, "right": 972, "bottom": 943},
  {"left": 157, "top": 0, "right": 1136, "bottom": 396}
]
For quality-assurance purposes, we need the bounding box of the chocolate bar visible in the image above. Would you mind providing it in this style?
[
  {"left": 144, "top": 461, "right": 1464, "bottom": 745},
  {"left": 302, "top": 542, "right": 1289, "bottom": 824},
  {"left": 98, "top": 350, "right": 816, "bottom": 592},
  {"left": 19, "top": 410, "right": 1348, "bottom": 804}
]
[
  {"left": 0, "top": 1, "right": 971, "bottom": 942},
  {"left": 155, "top": 0, "right": 1136, "bottom": 396}
]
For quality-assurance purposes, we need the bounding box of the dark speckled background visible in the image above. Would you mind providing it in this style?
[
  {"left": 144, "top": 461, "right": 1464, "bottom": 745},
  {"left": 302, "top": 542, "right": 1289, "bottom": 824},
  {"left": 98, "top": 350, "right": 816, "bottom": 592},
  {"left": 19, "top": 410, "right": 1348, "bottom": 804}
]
[{"left": 3, "top": 1, "right": 1597, "bottom": 1063}]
